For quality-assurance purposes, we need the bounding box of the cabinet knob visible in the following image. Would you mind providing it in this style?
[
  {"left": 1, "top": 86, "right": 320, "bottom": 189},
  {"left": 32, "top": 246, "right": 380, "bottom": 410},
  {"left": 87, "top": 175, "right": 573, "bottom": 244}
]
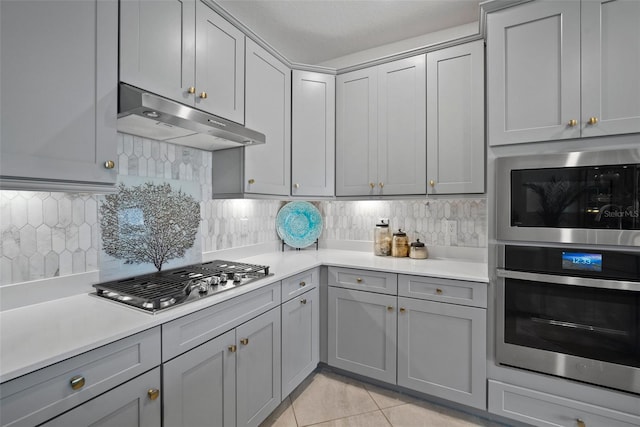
[
  {"left": 294, "top": 183, "right": 300, "bottom": 189},
  {"left": 587, "top": 117, "right": 598, "bottom": 125},
  {"left": 187, "top": 86, "right": 196, "bottom": 94},
  {"left": 356, "top": 277, "right": 363, "bottom": 283},
  {"left": 147, "top": 388, "right": 160, "bottom": 401},
  {"left": 228, "top": 344, "right": 237, "bottom": 353},
  {"left": 300, "top": 298, "right": 307, "bottom": 304},
  {"left": 399, "top": 307, "right": 406, "bottom": 313},
  {"left": 576, "top": 419, "right": 586, "bottom": 427},
  {"left": 429, "top": 180, "right": 436, "bottom": 187},
  {"left": 379, "top": 182, "right": 384, "bottom": 188},
  {"left": 240, "top": 338, "right": 249, "bottom": 345},
  {"left": 387, "top": 306, "right": 394, "bottom": 311},
  {"left": 436, "top": 288, "right": 443, "bottom": 295},
  {"left": 248, "top": 179, "right": 255, "bottom": 184},
  {"left": 300, "top": 281, "right": 306, "bottom": 287},
  {"left": 199, "top": 91, "right": 208, "bottom": 99},
  {"left": 568, "top": 119, "right": 578, "bottom": 127},
  {"left": 70, "top": 375, "right": 85, "bottom": 390},
  {"left": 369, "top": 182, "right": 375, "bottom": 189},
  {"left": 104, "top": 160, "right": 115, "bottom": 169}
]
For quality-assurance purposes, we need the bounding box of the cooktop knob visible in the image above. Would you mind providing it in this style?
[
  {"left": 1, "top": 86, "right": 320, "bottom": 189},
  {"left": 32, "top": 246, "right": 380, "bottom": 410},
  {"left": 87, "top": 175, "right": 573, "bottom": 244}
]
[{"left": 233, "top": 273, "right": 244, "bottom": 283}]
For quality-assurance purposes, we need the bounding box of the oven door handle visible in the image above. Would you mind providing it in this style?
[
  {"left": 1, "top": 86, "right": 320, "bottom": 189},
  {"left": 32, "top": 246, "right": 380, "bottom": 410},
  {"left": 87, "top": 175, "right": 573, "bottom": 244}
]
[{"left": 496, "top": 269, "right": 639, "bottom": 291}]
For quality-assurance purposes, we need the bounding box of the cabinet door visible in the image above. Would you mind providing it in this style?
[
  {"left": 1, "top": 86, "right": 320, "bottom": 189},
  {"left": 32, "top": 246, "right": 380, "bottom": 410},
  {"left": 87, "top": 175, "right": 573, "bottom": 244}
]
[
  {"left": 336, "top": 68, "right": 378, "bottom": 196},
  {"left": 397, "top": 297, "right": 486, "bottom": 410},
  {"left": 292, "top": 71, "right": 336, "bottom": 197},
  {"left": 282, "top": 287, "right": 319, "bottom": 397},
  {"left": 377, "top": 55, "right": 426, "bottom": 195},
  {"left": 236, "top": 307, "right": 282, "bottom": 427},
  {"left": 427, "top": 41, "right": 484, "bottom": 194},
  {"left": 487, "top": 1, "right": 581, "bottom": 146},
  {"left": 120, "top": 0, "right": 195, "bottom": 105},
  {"left": 581, "top": 0, "right": 640, "bottom": 137},
  {"left": 163, "top": 330, "right": 236, "bottom": 427},
  {"left": 244, "top": 40, "right": 291, "bottom": 196},
  {"left": 0, "top": 0, "right": 118, "bottom": 189},
  {"left": 328, "top": 287, "right": 397, "bottom": 384},
  {"left": 195, "top": 1, "right": 245, "bottom": 123},
  {"left": 41, "top": 368, "right": 161, "bottom": 427}
]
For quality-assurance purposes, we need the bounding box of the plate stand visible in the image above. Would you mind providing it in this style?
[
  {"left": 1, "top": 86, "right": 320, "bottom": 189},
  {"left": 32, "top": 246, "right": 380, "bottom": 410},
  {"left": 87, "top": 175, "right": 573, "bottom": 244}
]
[{"left": 281, "top": 239, "right": 318, "bottom": 252}]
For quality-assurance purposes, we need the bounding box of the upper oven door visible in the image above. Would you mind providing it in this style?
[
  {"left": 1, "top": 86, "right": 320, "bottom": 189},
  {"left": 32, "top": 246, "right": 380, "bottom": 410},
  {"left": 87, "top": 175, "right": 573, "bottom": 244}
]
[{"left": 496, "top": 148, "right": 640, "bottom": 246}]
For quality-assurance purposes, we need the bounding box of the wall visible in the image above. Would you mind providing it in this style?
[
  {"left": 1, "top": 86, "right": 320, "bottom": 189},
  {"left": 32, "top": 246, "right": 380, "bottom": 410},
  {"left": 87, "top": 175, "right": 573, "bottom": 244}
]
[{"left": 0, "top": 135, "right": 486, "bottom": 286}]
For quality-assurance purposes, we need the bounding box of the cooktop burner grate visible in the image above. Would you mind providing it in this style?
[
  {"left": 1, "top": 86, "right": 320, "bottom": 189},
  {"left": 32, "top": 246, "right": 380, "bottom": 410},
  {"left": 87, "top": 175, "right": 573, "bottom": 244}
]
[{"left": 92, "top": 260, "right": 271, "bottom": 313}]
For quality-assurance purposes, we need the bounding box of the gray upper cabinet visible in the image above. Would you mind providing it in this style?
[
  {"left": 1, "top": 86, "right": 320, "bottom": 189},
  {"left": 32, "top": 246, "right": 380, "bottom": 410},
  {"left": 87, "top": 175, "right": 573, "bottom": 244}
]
[
  {"left": 336, "top": 55, "right": 426, "bottom": 196},
  {"left": 426, "top": 41, "right": 484, "bottom": 194},
  {"left": 0, "top": 0, "right": 118, "bottom": 191},
  {"left": 243, "top": 39, "right": 291, "bottom": 196},
  {"left": 487, "top": 0, "right": 581, "bottom": 145},
  {"left": 291, "top": 71, "right": 336, "bottom": 197},
  {"left": 581, "top": 0, "right": 640, "bottom": 138},
  {"left": 120, "top": 0, "right": 245, "bottom": 123},
  {"left": 487, "top": 0, "right": 640, "bottom": 146}
]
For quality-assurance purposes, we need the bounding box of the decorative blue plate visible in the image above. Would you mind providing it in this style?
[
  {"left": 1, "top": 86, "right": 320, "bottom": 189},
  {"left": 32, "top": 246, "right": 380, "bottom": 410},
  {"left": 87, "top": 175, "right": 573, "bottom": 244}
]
[{"left": 276, "top": 201, "right": 323, "bottom": 248}]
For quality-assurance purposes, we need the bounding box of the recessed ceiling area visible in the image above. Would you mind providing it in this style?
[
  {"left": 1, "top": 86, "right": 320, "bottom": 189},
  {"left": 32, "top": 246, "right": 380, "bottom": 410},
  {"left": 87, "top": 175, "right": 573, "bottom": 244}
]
[{"left": 216, "top": 0, "right": 482, "bottom": 66}]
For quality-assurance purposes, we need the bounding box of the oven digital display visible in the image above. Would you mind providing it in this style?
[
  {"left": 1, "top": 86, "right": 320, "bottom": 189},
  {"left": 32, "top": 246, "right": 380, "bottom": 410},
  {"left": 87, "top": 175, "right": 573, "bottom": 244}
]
[{"left": 562, "top": 252, "right": 603, "bottom": 272}]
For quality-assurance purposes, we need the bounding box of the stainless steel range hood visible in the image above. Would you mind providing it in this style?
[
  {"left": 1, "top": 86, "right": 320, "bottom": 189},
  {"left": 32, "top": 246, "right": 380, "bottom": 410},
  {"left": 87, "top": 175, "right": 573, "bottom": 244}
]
[{"left": 117, "top": 83, "right": 265, "bottom": 150}]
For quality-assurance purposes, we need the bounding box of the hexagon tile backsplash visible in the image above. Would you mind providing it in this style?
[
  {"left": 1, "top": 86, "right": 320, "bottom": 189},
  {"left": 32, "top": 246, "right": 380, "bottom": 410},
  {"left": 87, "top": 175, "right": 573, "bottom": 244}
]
[{"left": 0, "top": 133, "right": 486, "bottom": 286}]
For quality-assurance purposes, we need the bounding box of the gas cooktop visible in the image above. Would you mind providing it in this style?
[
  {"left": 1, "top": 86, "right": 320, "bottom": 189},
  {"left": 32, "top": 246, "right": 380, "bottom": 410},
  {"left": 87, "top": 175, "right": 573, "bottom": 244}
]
[{"left": 92, "top": 260, "right": 271, "bottom": 314}]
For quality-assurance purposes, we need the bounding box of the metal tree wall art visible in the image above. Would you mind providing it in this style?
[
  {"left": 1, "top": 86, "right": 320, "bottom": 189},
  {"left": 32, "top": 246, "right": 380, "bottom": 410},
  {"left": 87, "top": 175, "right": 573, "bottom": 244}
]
[{"left": 100, "top": 182, "right": 200, "bottom": 271}]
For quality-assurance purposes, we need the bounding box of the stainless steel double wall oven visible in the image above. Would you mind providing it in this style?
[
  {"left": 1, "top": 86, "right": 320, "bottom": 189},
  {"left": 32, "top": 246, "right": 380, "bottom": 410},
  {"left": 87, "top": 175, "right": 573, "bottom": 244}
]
[{"left": 495, "top": 148, "right": 640, "bottom": 395}]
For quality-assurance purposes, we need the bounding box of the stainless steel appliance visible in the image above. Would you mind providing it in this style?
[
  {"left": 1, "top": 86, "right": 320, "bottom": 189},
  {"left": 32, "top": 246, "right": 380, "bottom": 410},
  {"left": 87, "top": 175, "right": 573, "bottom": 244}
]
[
  {"left": 496, "top": 244, "right": 640, "bottom": 394},
  {"left": 496, "top": 148, "right": 640, "bottom": 246},
  {"left": 92, "top": 260, "right": 271, "bottom": 313},
  {"left": 117, "top": 83, "right": 266, "bottom": 151}
]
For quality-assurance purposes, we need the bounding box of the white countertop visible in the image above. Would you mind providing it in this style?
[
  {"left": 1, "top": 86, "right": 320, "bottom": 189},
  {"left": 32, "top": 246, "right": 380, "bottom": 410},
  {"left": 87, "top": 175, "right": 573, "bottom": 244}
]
[{"left": 0, "top": 249, "right": 487, "bottom": 383}]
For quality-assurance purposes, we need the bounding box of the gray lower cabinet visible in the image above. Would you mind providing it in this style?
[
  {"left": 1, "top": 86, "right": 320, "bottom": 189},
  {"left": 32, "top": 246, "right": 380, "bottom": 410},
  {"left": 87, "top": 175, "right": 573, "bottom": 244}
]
[
  {"left": 0, "top": 327, "right": 160, "bottom": 427},
  {"left": 41, "top": 368, "right": 161, "bottom": 427},
  {"left": 282, "top": 286, "right": 320, "bottom": 397},
  {"left": 327, "top": 286, "right": 397, "bottom": 384},
  {"left": 163, "top": 307, "right": 281, "bottom": 427},
  {"left": 488, "top": 380, "right": 640, "bottom": 427},
  {"left": 0, "top": 0, "right": 118, "bottom": 191},
  {"left": 163, "top": 330, "right": 236, "bottom": 427},
  {"left": 397, "top": 296, "right": 486, "bottom": 410},
  {"left": 236, "top": 307, "right": 282, "bottom": 427}
]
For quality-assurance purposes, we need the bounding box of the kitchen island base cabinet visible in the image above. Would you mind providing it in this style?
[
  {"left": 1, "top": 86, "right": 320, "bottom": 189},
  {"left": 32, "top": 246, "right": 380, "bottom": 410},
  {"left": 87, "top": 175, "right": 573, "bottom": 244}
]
[
  {"left": 397, "top": 297, "right": 486, "bottom": 410},
  {"left": 282, "top": 286, "right": 320, "bottom": 398},
  {"left": 327, "top": 287, "right": 397, "bottom": 385},
  {"left": 41, "top": 368, "right": 161, "bottom": 427},
  {"left": 163, "top": 308, "right": 281, "bottom": 427}
]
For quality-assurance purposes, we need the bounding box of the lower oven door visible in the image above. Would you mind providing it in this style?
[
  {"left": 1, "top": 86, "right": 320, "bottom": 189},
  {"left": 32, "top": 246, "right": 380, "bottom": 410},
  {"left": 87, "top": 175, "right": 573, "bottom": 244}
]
[{"left": 496, "top": 269, "right": 640, "bottom": 394}]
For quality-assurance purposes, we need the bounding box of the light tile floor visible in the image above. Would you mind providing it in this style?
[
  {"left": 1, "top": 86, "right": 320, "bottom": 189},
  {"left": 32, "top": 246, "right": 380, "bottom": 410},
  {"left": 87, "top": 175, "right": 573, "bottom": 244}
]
[{"left": 261, "top": 369, "right": 508, "bottom": 427}]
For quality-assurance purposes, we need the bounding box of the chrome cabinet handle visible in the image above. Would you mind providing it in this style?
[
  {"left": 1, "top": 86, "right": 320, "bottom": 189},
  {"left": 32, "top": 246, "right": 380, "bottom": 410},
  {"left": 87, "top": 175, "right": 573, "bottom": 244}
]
[{"left": 70, "top": 375, "right": 85, "bottom": 390}]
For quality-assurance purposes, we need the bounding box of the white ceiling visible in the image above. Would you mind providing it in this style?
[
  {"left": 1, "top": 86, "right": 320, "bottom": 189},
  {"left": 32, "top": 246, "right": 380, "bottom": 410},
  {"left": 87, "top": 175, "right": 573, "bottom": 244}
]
[{"left": 216, "top": 0, "right": 482, "bottom": 66}]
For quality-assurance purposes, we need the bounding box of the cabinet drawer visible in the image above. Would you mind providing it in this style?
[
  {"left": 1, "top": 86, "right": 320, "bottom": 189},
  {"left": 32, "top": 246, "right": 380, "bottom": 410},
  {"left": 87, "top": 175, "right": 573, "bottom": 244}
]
[
  {"left": 488, "top": 380, "right": 640, "bottom": 427},
  {"left": 328, "top": 267, "right": 397, "bottom": 295},
  {"left": 0, "top": 327, "right": 160, "bottom": 427},
  {"left": 398, "top": 275, "right": 487, "bottom": 308},
  {"left": 162, "top": 282, "right": 281, "bottom": 361},
  {"left": 282, "top": 268, "right": 318, "bottom": 303}
]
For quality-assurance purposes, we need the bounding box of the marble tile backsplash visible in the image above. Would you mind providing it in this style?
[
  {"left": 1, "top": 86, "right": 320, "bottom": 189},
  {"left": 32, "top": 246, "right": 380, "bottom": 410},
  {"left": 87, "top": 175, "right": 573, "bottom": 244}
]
[{"left": 0, "top": 134, "right": 487, "bottom": 285}]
